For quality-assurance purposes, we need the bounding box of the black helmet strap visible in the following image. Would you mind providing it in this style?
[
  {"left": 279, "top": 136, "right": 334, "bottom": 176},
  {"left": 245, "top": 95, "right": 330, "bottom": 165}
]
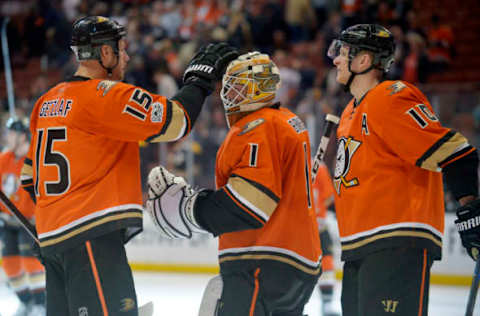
[
  {"left": 343, "top": 51, "right": 376, "bottom": 92},
  {"left": 98, "top": 46, "right": 120, "bottom": 77}
]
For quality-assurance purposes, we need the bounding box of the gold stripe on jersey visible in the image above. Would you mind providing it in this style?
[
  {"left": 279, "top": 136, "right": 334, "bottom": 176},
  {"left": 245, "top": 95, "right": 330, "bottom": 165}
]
[
  {"left": 39, "top": 212, "right": 142, "bottom": 247},
  {"left": 341, "top": 229, "right": 442, "bottom": 251},
  {"left": 219, "top": 253, "right": 321, "bottom": 275},
  {"left": 417, "top": 131, "right": 469, "bottom": 171},
  {"left": 148, "top": 100, "right": 187, "bottom": 142},
  {"left": 21, "top": 163, "right": 33, "bottom": 178},
  {"left": 227, "top": 176, "right": 278, "bottom": 220}
]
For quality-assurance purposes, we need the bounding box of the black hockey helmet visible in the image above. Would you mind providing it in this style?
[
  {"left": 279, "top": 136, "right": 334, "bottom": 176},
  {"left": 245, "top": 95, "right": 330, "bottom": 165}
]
[
  {"left": 6, "top": 117, "right": 30, "bottom": 139},
  {"left": 328, "top": 24, "right": 395, "bottom": 73},
  {"left": 70, "top": 16, "right": 126, "bottom": 61}
]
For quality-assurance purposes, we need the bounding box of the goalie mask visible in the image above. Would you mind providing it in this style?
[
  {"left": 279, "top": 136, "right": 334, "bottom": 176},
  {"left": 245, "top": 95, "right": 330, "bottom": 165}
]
[{"left": 220, "top": 52, "right": 280, "bottom": 127}]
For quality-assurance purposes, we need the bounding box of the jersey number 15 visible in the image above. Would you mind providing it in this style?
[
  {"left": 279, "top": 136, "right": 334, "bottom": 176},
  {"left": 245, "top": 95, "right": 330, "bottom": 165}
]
[{"left": 34, "top": 127, "right": 70, "bottom": 196}]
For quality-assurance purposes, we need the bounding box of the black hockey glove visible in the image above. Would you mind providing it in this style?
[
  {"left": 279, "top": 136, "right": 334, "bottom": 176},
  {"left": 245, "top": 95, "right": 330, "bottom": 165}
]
[
  {"left": 455, "top": 198, "right": 480, "bottom": 260},
  {"left": 183, "top": 42, "right": 239, "bottom": 94}
]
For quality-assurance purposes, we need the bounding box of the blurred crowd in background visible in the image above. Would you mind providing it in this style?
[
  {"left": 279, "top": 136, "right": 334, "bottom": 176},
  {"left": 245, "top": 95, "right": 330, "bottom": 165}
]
[{"left": 0, "top": 0, "right": 479, "bottom": 212}]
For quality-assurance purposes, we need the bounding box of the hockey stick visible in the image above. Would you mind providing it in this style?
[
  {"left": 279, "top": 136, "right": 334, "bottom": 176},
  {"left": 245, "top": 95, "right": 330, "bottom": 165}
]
[
  {"left": 465, "top": 257, "right": 480, "bottom": 316},
  {"left": 311, "top": 114, "right": 340, "bottom": 182},
  {"left": 0, "top": 190, "right": 39, "bottom": 244},
  {"left": 1, "top": 17, "right": 16, "bottom": 118}
]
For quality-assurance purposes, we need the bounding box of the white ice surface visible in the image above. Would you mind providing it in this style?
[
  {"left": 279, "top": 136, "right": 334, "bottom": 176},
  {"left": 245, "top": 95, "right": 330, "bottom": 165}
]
[{"left": 0, "top": 271, "right": 473, "bottom": 316}]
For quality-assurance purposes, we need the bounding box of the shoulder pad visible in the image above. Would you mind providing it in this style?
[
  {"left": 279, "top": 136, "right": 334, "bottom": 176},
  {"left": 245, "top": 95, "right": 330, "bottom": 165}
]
[{"left": 238, "top": 118, "right": 265, "bottom": 135}]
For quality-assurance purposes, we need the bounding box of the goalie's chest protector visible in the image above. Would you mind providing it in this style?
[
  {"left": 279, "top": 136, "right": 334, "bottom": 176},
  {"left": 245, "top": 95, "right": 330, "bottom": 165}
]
[
  {"left": 215, "top": 107, "right": 321, "bottom": 275},
  {"left": 333, "top": 80, "right": 446, "bottom": 261}
]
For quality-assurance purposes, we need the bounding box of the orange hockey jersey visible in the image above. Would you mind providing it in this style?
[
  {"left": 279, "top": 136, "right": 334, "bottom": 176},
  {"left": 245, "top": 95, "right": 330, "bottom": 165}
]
[
  {"left": 334, "top": 80, "right": 474, "bottom": 261},
  {"left": 216, "top": 107, "right": 322, "bottom": 276},
  {"left": 21, "top": 77, "right": 191, "bottom": 254},
  {"left": 0, "top": 151, "right": 35, "bottom": 220}
]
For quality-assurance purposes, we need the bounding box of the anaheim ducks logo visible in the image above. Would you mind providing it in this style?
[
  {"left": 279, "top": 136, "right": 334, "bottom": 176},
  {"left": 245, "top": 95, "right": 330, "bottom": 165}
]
[
  {"left": 97, "top": 80, "right": 118, "bottom": 96},
  {"left": 334, "top": 137, "right": 361, "bottom": 194}
]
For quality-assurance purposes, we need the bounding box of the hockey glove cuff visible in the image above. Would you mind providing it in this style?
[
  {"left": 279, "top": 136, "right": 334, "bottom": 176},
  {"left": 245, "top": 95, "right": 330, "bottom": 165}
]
[
  {"left": 183, "top": 42, "right": 239, "bottom": 95},
  {"left": 455, "top": 198, "right": 480, "bottom": 260},
  {"left": 146, "top": 166, "right": 207, "bottom": 239}
]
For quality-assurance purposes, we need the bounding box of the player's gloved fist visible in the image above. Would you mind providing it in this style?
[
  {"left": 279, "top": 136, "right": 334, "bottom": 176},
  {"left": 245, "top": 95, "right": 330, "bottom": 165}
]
[
  {"left": 146, "top": 166, "right": 207, "bottom": 239},
  {"left": 455, "top": 198, "right": 480, "bottom": 260},
  {"left": 183, "top": 42, "right": 239, "bottom": 94}
]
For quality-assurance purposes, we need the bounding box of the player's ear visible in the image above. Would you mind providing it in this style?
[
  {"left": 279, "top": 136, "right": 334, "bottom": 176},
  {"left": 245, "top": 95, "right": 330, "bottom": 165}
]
[
  {"left": 358, "top": 52, "right": 373, "bottom": 71},
  {"left": 99, "top": 44, "right": 113, "bottom": 61}
]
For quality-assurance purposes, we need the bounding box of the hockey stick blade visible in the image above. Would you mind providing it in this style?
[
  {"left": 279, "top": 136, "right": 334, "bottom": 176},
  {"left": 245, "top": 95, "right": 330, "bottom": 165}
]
[
  {"left": 311, "top": 114, "right": 340, "bottom": 182},
  {"left": 465, "top": 257, "right": 480, "bottom": 316},
  {"left": 139, "top": 301, "right": 154, "bottom": 316}
]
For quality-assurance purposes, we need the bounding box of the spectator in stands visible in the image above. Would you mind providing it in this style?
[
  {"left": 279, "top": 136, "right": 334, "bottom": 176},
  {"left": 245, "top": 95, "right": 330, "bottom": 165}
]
[
  {"left": 272, "top": 49, "right": 301, "bottom": 108},
  {"left": 376, "top": 0, "right": 395, "bottom": 26},
  {"left": 246, "top": 2, "right": 276, "bottom": 54},
  {"left": 386, "top": 23, "right": 407, "bottom": 80},
  {"left": 340, "top": 0, "right": 362, "bottom": 29},
  {"left": 224, "top": 1, "right": 252, "bottom": 50},
  {"left": 152, "top": 59, "right": 178, "bottom": 99},
  {"left": 427, "top": 14, "right": 455, "bottom": 74},
  {"left": 402, "top": 32, "right": 430, "bottom": 83},
  {"left": 158, "top": 0, "right": 182, "bottom": 39},
  {"left": 285, "top": 0, "right": 317, "bottom": 43}
]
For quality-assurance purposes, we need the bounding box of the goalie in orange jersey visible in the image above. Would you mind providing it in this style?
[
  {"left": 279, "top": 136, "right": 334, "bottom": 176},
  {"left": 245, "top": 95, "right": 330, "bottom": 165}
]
[{"left": 146, "top": 51, "right": 321, "bottom": 316}]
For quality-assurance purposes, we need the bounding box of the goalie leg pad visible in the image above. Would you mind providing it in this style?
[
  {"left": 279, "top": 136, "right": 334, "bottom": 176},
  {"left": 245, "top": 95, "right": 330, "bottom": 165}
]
[{"left": 198, "top": 275, "right": 223, "bottom": 316}]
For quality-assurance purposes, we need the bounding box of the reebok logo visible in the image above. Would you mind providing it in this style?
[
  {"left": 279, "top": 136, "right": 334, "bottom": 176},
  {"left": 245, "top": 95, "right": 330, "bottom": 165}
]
[
  {"left": 185, "top": 64, "right": 214, "bottom": 74},
  {"left": 457, "top": 216, "right": 480, "bottom": 231}
]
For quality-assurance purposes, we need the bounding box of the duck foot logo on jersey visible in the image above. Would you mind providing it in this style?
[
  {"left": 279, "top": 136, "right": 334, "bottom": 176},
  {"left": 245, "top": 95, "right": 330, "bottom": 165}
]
[{"left": 333, "top": 137, "right": 361, "bottom": 194}]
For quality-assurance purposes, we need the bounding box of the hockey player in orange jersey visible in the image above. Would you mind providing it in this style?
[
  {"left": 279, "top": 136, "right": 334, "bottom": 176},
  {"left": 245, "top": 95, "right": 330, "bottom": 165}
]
[
  {"left": 146, "top": 51, "right": 321, "bottom": 316},
  {"left": 312, "top": 162, "right": 340, "bottom": 316},
  {"left": 0, "top": 118, "right": 46, "bottom": 316},
  {"left": 19, "top": 16, "right": 237, "bottom": 316},
  {"left": 327, "top": 24, "right": 479, "bottom": 316}
]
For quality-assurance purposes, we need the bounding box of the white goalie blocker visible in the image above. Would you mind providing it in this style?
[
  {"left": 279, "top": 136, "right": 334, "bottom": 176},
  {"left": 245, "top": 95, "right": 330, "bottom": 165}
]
[
  {"left": 146, "top": 166, "right": 223, "bottom": 316},
  {"left": 146, "top": 166, "right": 207, "bottom": 239},
  {"left": 198, "top": 275, "right": 223, "bottom": 316}
]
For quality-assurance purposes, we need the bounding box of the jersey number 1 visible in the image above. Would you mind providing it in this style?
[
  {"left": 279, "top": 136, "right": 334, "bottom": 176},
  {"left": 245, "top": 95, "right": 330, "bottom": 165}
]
[{"left": 34, "top": 127, "right": 70, "bottom": 196}]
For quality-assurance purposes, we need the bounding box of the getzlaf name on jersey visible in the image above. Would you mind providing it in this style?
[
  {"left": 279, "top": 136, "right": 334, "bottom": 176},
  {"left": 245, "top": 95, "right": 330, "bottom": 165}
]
[
  {"left": 334, "top": 80, "right": 474, "bottom": 261},
  {"left": 21, "top": 77, "right": 191, "bottom": 255}
]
